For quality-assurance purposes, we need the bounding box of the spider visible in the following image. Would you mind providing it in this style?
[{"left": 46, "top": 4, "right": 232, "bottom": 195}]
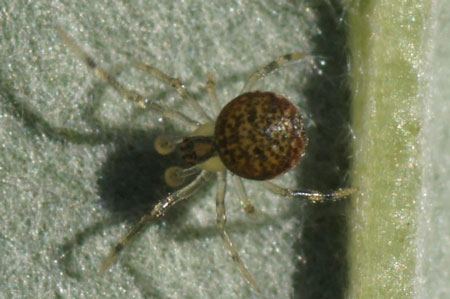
[{"left": 57, "top": 28, "right": 355, "bottom": 292}]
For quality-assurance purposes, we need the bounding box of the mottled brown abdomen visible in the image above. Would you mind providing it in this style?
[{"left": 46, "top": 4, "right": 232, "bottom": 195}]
[{"left": 214, "top": 91, "right": 307, "bottom": 180}]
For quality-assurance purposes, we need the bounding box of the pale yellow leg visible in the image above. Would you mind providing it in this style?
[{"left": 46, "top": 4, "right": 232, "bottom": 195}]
[
  {"left": 230, "top": 175, "right": 256, "bottom": 215},
  {"left": 205, "top": 72, "right": 222, "bottom": 115},
  {"left": 100, "top": 170, "right": 213, "bottom": 273},
  {"left": 132, "top": 61, "right": 212, "bottom": 122},
  {"left": 216, "top": 171, "right": 260, "bottom": 292},
  {"left": 56, "top": 27, "right": 197, "bottom": 128},
  {"left": 263, "top": 181, "right": 356, "bottom": 203},
  {"left": 241, "top": 52, "right": 308, "bottom": 93}
]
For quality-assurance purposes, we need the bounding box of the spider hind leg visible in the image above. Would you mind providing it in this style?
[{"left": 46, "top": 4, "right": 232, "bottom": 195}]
[
  {"left": 100, "top": 170, "right": 213, "bottom": 273},
  {"left": 216, "top": 171, "right": 260, "bottom": 292}
]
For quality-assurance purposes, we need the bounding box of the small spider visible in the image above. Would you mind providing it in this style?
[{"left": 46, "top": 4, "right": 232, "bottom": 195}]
[{"left": 57, "top": 28, "right": 354, "bottom": 292}]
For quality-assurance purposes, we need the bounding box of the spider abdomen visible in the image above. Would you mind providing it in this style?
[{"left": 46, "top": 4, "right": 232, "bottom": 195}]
[{"left": 215, "top": 91, "right": 307, "bottom": 180}]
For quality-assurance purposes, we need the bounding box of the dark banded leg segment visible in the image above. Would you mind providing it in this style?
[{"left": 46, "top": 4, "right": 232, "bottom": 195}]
[
  {"left": 56, "top": 27, "right": 197, "bottom": 128},
  {"left": 241, "top": 52, "right": 307, "bottom": 93},
  {"left": 100, "top": 170, "right": 213, "bottom": 273},
  {"left": 263, "top": 181, "right": 356, "bottom": 203}
]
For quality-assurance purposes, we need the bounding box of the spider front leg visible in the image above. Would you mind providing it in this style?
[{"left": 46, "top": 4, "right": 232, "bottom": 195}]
[
  {"left": 131, "top": 61, "right": 212, "bottom": 122},
  {"left": 216, "top": 171, "right": 260, "bottom": 292},
  {"left": 56, "top": 28, "right": 197, "bottom": 128},
  {"left": 57, "top": 28, "right": 144, "bottom": 105},
  {"left": 241, "top": 52, "right": 307, "bottom": 93},
  {"left": 100, "top": 170, "right": 214, "bottom": 273},
  {"left": 263, "top": 181, "right": 356, "bottom": 203}
]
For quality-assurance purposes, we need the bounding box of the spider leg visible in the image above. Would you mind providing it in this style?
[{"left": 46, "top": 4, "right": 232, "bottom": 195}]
[
  {"left": 230, "top": 175, "right": 256, "bottom": 215},
  {"left": 263, "top": 181, "right": 356, "bottom": 203},
  {"left": 131, "top": 61, "right": 212, "bottom": 122},
  {"left": 241, "top": 52, "right": 307, "bottom": 93},
  {"left": 100, "top": 170, "right": 214, "bottom": 273},
  {"left": 56, "top": 27, "right": 197, "bottom": 128},
  {"left": 216, "top": 171, "right": 260, "bottom": 292},
  {"left": 205, "top": 72, "right": 221, "bottom": 115}
]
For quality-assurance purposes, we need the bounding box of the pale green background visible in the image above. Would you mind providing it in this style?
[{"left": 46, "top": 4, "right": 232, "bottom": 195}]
[
  {"left": 0, "top": 1, "right": 448, "bottom": 299},
  {"left": 347, "top": 1, "right": 449, "bottom": 298}
]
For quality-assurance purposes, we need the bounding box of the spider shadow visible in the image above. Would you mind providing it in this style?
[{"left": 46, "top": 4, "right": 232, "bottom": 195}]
[
  {"left": 288, "top": 1, "right": 353, "bottom": 299},
  {"left": 54, "top": 128, "right": 199, "bottom": 280},
  {"left": 0, "top": 71, "right": 206, "bottom": 282}
]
